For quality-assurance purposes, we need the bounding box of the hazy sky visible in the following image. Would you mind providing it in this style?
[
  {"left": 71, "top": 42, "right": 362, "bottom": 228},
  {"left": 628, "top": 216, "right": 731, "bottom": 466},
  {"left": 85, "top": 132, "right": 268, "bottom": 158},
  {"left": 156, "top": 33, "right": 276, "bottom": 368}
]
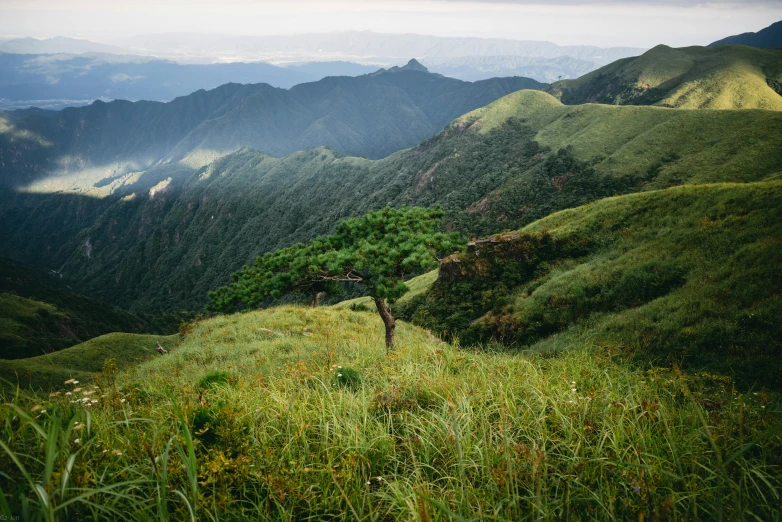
[{"left": 0, "top": 0, "right": 780, "bottom": 48}]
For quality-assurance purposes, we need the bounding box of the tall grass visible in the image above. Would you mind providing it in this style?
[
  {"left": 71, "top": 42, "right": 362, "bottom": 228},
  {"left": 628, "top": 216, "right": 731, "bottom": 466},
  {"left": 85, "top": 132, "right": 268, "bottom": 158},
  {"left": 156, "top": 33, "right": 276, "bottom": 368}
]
[{"left": 1, "top": 306, "right": 779, "bottom": 520}]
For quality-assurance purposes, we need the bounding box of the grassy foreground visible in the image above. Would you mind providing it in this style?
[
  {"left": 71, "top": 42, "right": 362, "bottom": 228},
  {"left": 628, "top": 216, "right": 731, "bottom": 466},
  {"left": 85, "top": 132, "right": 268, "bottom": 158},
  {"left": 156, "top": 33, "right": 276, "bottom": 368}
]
[{"left": 1, "top": 306, "right": 779, "bottom": 520}]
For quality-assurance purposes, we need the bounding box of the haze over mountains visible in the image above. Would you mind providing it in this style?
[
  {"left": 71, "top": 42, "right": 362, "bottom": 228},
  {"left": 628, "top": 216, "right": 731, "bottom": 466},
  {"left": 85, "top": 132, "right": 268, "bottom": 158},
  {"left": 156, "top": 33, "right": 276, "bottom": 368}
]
[
  {"left": 0, "top": 53, "right": 378, "bottom": 110},
  {"left": 0, "top": 32, "right": 644, "bottom": 110}
]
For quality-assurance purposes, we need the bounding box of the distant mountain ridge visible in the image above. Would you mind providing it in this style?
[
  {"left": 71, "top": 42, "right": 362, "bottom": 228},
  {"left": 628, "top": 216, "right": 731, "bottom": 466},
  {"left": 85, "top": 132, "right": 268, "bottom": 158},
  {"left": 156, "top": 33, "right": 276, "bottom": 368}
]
[
  {"left": 710, "top": 20, "right": 782, "bottom": 48},
  {"left": 0, "top": 61, "right": 545, "bottom": 190},
  {"left": 0, "top": 36, "right": 129, "bottom": 55},
  {"left": 548, "top": 44, "right": 782, "bottom": 109},
  {"left": 0, "top": 52, "right": 378, "bottom": 110}
]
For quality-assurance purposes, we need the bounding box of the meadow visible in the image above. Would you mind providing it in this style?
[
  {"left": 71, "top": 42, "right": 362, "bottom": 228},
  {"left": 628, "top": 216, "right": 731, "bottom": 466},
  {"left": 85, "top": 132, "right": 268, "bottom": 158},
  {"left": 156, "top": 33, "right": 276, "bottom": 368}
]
[{"left": 1, "top": 306, "right": 779, "bottom": 520}]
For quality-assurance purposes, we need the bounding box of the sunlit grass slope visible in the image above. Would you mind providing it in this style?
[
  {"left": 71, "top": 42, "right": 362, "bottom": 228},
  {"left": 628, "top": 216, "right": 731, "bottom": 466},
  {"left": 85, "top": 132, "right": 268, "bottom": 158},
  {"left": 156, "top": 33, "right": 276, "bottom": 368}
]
[
  {"left": 547, "top": 44, "right": 782, "bottom": 110},
  {"left": 0, "top": 332, "right": 176, "bottom": 391},
  {"left": 459, "top": 90, "right": 782, "bottom": 186},
  {"left": 1, "top": 306, "right": 779, "bottom": 520},
  {"left": 400, "top": 181, "right": 782, "bottom": 389}
]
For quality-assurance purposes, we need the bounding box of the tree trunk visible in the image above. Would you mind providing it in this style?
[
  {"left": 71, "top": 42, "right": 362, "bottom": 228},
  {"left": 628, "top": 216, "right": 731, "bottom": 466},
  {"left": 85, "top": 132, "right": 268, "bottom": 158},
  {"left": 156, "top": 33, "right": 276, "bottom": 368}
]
[
  {"left": 311, "top": 291, "right": 320, "bottom": 308},
  {"left": 373, "top": 296, "right": 396, "bottom": 350}
]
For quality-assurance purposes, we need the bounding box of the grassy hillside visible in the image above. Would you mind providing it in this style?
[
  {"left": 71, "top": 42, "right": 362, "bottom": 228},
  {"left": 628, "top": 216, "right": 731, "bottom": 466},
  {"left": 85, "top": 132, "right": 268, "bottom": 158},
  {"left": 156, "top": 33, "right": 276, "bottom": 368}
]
[
  {"left": 0, "top": 258, "right": 182, "bottom": 358},
  {"left": 0, "top": 306, "right": 778, "bottom": 519},
  {"left": 2, "top": 90, "right": 781, "bottom": 313},
  {"left": 0, "top": 332, "right": 177, "bottom": 392},
  {"left": 397, "top": 182, "right": 782, "bottom": 389},
  {"left": 547, "top": 44, "right": 782, "bottom": 109}
]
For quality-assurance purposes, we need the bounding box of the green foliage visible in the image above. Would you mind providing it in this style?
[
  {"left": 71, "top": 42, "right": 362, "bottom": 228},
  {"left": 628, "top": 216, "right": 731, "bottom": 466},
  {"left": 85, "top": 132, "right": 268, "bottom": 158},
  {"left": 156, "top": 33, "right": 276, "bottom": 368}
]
[
  {"left": 333, "top": 367, "right": 361, "bottom": 390},
  {"left": 197, "top": 370, "right": 234, "bottom": 389},
  {"left": 211, "top": 207, "right": 463, "bottom": 310},
  {"left": 402, "top": 182, "right": 782, "bottom": 389},
  {"left": 210, "top": 206, "right": 463, "bottom": 347}
]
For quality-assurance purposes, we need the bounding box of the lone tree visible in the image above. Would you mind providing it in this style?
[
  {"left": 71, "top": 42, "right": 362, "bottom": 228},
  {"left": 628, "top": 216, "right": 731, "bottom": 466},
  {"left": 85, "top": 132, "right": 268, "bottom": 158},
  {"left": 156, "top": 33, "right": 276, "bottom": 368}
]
[{"left": 209, "top": 207, "right": 463, "bottom": 349}]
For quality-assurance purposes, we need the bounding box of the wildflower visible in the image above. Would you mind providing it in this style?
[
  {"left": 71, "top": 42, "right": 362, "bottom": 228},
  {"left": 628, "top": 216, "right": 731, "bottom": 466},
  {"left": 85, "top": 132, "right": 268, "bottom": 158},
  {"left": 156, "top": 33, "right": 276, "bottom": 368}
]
[
  {"left": 338, "top": 373, "right": 343, "bottom": 377},
  {"left": 91, "top": 400, "right": 98, "bottom": 405},
  {"left": 112, "top": 450, "right": 122, "bottom": 456},
  {"left": 50, "top": 392, "right": 61, "bottom": 397},
  {"left": 65, "top": 378, "right": 76, "bottom": 384},
  {"left": 71, "top": 381, "right": 79, "bottom": 385},
  {"left": 83, "top": 391, "right": 95, "bottom": 396},
  {"left": 31, "top": 405, "right": 42, "bottom": 412},
  {"left": 120, "top": 398, "right": 126, "bottom": 403},
  {"left": 74, "top": 438, "right": 81, "bottom": 444},
  {"left": 73, "top": 387, "right": 83, "bottom": 393},
  {"left": 65, "top": 392, "right": 72, "bottom": 396},
  {"left": 40, "top": 410, "right": 47, "bottom": 414},
  {"left": 74, "top": 424, "right": 83, "bottom": 431}
]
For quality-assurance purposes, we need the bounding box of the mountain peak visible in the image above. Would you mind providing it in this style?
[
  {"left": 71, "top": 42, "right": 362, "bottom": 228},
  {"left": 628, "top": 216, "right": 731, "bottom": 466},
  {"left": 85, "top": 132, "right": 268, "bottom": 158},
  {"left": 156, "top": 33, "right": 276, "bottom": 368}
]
[
  {"left": 379, "top": 58, "right": 431, "bottom": 75},
  {"left": 402, "top": 58, "right": 428, "bottom": 72}
]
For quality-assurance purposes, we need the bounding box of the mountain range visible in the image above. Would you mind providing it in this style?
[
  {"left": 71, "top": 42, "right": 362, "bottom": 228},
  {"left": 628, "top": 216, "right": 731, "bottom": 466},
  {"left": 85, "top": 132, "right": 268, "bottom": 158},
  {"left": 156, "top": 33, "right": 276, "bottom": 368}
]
[
  {"left": 0, "top": 52, "right": 378, "bottom": 110},
  {"left": 548, "top": 44, "right": 782, "bottom": 109},
  {"left": 0, "top": 59, "right": 544, "bottom": 192},
  {"left": 710, "top": 20, "right": 782, "bottom": 48},
  {"left": 3, "top": 86, "right": 780, "bottom": 314}
]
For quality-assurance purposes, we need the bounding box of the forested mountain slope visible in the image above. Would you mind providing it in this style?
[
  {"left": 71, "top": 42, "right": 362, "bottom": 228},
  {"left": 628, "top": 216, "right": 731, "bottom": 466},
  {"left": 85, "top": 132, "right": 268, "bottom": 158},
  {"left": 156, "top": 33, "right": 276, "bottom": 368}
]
[
  {"left": 2, "top": 91, "right": 780, "bottom": 313},
  {"left": 547, "top": 44, "right": 782, "bottom": 109},
  {"left": 0, "top": 60, "right": 543, "bottom": 191},
  {"left": 0, "top": 258, "right": 181, "bottom": 358}
]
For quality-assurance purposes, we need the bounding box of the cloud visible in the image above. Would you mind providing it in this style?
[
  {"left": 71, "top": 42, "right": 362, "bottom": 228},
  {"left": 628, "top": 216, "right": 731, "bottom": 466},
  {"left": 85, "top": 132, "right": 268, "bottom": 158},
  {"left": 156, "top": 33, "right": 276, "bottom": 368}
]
[
  {"left": 0, "top": 0, "right": 780, "bottom": 48},
  {"left": 110, "top": 73, "right": 145, "bottom": 83}
]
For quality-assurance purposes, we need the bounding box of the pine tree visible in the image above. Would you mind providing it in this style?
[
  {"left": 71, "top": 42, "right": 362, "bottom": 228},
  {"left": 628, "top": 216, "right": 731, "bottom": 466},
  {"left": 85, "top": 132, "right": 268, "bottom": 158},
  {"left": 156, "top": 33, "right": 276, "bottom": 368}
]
[{"left": 209, "top": 207, "right": 463, "bottom": 349}]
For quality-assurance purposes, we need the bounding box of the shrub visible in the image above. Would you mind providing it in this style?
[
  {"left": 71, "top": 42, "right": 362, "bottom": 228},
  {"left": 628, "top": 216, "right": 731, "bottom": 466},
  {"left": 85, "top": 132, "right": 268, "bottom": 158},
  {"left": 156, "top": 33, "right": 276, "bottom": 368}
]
[
  {"left": 334, "top": 367, "right": 361, "bottom": 390},
  {"left": 198, "top": 370, "right": 234, "bottom": 389}
]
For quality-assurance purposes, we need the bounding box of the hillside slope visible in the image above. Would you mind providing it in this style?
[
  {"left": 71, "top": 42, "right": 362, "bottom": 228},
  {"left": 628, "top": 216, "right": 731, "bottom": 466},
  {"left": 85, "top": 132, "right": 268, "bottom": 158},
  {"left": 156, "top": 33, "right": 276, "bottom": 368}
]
[
  {"left": 710, "top": 20, "right": 782, "bottom": 48},
  {"left": 0, "top": 61, "right": 544, "bottom": 191},
  {"left": 0, "top": 258, "right": 181, "bottom": 358},
  {"left": 398, "top": 182, "right": 782, "bottom": 388},
  {"left": 547, "top": 44, "right": 782, "bottom": 109},
  {"left": 2, "top": 91, "right": 781, "bottom": 312},
  {"left": 0, "top": 332, "right": 177, "bottom": 391}
]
